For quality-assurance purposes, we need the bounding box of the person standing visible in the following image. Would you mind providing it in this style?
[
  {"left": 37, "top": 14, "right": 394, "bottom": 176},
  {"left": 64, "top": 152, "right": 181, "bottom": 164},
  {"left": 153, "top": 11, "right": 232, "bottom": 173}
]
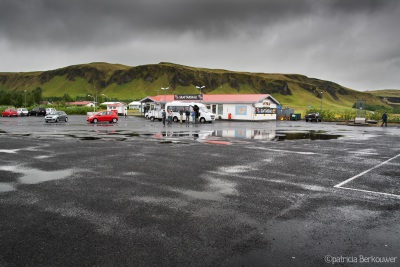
[
  {"left": 185, "top": 108, "right": 191, "bottom": 124},
  {"left": 179, "top": 108, "right": 184, "bottom": 124},
  {"left": 162, "top": 109, "right": 166, "bottom": 126},
  {"left": 167, "top": 109, "right": 173, "bottom": 125},
  {"left": 381, "top": 112, "right": 388, "bottom": 127},
  {"left": 191, "top": 110, "right": 195, "bottom": 123},
  {"left": 193, "top": 105, "right": 199, "bottom": 123}
]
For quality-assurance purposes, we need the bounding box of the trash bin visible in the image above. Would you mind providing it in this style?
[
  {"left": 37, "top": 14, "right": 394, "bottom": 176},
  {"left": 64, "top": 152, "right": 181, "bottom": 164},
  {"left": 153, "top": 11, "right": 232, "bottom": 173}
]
[{"left": 290, "top": 113, "right": 301, "bottom": 121}]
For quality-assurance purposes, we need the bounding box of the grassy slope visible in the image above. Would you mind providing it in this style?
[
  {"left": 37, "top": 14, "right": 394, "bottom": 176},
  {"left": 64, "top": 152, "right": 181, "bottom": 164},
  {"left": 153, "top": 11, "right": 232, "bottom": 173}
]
[{"left": 367, "top": 89, "right": 400, "bottom": 98}]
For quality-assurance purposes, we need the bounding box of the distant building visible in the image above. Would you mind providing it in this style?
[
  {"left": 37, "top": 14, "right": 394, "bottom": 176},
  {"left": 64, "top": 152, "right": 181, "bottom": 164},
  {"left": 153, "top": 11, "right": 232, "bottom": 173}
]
[
  {"left": 66, "top": 101, "right": 94, "bottom": 107},
  {"left": 106, "top": 102, "right": 127, "bottom": 115},
  {"left": 128, "top": 101, "right": 143, "bottom": 110}
]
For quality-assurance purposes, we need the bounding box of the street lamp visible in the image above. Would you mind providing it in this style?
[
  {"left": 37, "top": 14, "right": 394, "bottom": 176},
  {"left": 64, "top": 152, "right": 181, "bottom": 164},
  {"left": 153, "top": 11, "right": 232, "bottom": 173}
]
[
  {"left": 196, "top": 85, "right": 205, "bottom": 102},
  {"left": 102, "top": 94, "right": 109, "bottom": 102},
  {"left": 161, "top": 87, "right": 169, "bottom": 108},
  {"left": 196, "top": 85, "right": 205, "bottom": 95},
  {"left": 88, "top": 94, "right": 95, "bottom": 112}
]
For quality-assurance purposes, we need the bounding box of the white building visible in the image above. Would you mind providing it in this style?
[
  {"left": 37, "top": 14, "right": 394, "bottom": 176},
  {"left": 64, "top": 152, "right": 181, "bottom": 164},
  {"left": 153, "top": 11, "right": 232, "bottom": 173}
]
[
  {"left": 140, "top": 94, "right": 280, "bottom": 121},
  {"left": 128, "top": 101, "right": 143, "bottom": 110},
  {"left": 106, "top": 102, "right": 127, "bottom": 115}
]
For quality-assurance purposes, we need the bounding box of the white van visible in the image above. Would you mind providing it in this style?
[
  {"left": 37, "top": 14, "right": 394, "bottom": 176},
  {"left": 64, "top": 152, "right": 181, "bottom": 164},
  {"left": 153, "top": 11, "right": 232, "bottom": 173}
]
[
  {"left": 46, "top": 108, "right": 56, "bottom": 115},
  {"left": 165, "top": 102, "right": 216, "bottom": 123}
]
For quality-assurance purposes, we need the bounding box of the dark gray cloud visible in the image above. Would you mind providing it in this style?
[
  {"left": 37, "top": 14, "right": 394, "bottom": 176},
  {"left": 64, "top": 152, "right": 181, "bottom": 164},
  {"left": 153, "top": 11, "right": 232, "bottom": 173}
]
[{"left": 0, "top": 0, "right": 399, "bottom": 90}]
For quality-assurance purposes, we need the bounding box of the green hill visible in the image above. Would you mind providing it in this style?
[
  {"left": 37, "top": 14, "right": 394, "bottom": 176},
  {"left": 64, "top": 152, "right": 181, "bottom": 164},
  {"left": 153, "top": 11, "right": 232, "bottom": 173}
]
[{"left": 0, "top": 62, "right": 395, "bottom": 113}]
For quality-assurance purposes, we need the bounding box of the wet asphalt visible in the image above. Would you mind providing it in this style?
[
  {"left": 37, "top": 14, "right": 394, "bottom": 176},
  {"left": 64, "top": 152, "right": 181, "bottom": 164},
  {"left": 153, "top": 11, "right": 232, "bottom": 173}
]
[{"left": 0, "top": 115, "right": 399, "bottom": 266}]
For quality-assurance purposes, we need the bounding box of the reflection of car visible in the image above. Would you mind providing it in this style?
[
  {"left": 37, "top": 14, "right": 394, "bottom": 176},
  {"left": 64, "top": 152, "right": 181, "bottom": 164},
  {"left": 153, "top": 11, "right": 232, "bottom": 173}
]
[
  {"left": 17, "top": 108, "right": 29, "bottom": 116},
  {"left": 87, "top": 111, "right": 118, "bottom": 123},
  {"left": 30, "top": 107, "right": 46, "bottom": 116},
  {"left": 2, "top": 108, "right": 18, "bottom": 117},
  {"left": 45, "top": 111, "right": 68, "bottom": 123},
  {"left": 305, "top": 112, "right": 322, "bottom": 122}
]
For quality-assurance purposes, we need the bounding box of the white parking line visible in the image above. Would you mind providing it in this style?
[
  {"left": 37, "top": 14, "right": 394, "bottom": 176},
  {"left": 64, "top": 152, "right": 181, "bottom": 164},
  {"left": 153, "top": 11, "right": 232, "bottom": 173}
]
[{"left": 334, "top": 153, "right": 400, "bottom": 198}]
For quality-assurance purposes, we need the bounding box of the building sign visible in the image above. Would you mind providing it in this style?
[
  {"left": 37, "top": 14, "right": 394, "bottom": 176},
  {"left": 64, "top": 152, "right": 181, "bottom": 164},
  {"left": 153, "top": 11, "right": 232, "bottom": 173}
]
[
  {"left": 235, "top": 105, "right": 247, "bottom": 115},
  {"left": 255, "top": 108, "right": 276, "bottom": 114},
  {"left": 174, "top": 94, "right": 203, "bottom": 101}
]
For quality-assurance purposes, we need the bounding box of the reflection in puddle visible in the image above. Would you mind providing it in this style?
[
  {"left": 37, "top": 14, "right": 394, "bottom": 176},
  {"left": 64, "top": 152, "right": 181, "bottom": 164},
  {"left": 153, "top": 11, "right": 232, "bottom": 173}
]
[
  {"left": 0, "top": 165, "right": 74, "bottom": 192},
  {"left": 145, "top": 129, "right": 342, "bottom": 142}
]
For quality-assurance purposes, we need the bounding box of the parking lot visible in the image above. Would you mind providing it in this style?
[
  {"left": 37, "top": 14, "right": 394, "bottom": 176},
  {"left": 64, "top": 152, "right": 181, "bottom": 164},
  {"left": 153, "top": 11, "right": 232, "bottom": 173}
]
[{"left": 1, "top": 115, "right": 399, "bottom": 266}]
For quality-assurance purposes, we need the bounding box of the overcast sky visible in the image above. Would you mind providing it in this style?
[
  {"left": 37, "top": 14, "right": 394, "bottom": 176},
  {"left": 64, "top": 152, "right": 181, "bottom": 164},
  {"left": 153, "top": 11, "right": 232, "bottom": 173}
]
[{"left": 1, "top": 0, "right": 399, "bottom": 91}]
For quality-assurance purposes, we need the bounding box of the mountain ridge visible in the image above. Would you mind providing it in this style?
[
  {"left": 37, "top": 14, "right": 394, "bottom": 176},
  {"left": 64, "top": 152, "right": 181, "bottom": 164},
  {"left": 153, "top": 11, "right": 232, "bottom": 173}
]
[{"left": 0, "top": 62, "right": 396, "bottom": 111}]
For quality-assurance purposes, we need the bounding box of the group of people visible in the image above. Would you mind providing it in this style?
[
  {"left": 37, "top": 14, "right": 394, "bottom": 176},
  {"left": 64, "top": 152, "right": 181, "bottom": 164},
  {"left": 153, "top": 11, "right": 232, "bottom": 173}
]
[{"left": 161, "top": 107, "right": 199, "bottom": 126}]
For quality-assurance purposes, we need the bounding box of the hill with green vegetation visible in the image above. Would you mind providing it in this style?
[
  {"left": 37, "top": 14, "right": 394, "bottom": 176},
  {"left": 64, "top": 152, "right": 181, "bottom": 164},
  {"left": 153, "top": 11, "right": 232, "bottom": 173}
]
[
  {"left": 366, "top": 89, "right": 400, "bottom": 107},
  {"left": 0, "top": 62, "right": 396, "bottom": 113}
]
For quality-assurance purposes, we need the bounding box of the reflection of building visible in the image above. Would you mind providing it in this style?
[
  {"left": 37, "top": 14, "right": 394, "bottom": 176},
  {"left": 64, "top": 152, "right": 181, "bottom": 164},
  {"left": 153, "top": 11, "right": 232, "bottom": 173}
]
[
  {"left": 152, "top": 128, "right": 277, "bottom": 141},
  {"left": 211, "top": 129, "right": 276, "bottom": 140},
  {"left": 140, "top": 94, "right": 280, "bottom": 121}
]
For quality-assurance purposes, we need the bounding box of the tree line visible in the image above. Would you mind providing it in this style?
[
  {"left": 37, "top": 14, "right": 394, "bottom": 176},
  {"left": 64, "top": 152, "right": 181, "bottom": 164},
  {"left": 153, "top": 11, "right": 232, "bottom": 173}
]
[{"left": 0, "top": 88, "right": 133, "bottom": 107}]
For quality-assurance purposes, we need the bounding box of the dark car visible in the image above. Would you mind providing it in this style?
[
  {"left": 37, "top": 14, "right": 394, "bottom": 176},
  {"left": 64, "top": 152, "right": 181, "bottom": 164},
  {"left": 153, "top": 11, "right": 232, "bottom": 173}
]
[
  {"left": 30, "top": 107, "right": 46, "bottom": 116},
  {"left": 305, "top": 112, "right": 322, "bottom": 122}
]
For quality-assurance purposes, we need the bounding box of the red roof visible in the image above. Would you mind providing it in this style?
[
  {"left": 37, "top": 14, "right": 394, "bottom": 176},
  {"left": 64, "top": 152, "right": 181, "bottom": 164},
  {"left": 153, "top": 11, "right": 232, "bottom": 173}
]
[
  {"left": 142, "top": 94, "right": 279, "bottom": 104},
  {"left": 67, "top": 101, "right": 93, "bottom": 106}
]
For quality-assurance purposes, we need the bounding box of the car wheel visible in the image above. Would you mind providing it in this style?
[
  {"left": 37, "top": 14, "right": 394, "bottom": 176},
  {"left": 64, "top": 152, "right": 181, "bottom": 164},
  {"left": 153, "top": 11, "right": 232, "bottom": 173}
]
[
  {"left": 45, "top": 120, "right": 48, "bottom": 123},
  {"left": 112, "top": 118, "right": 117, "bottom": 123},
  {"left": 93, "top": 118, "right": 98, "bottom": 123},
  {"left": 200, "top": 117, "right": 206, "bottom": 123},
  {"left": 55, "top": 118, "right": 59, "bottom": 122},
  {"left": 65, "top": 117, "right": 68, "bottom": 122},
  {"left": 173, "top": 116, "right": 179, "bottom": 122},
  {"left": 150, "top": 116, "right": 155, "bottom": 121}
]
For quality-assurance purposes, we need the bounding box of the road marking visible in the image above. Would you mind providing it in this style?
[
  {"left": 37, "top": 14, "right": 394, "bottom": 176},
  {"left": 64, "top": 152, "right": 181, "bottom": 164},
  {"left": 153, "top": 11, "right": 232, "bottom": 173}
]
[
  {"left": 334, "top": 153, "right": 400, "bottom": 198},
  {"left": 336, "top": 186, "right": 400, "bottom": 199}
]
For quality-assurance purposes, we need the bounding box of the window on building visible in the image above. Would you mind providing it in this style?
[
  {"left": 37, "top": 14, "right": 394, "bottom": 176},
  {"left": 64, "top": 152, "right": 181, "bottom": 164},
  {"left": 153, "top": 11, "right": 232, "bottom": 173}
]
[{"left": 218, "top": 105, "right": 223, "bottom": 115}]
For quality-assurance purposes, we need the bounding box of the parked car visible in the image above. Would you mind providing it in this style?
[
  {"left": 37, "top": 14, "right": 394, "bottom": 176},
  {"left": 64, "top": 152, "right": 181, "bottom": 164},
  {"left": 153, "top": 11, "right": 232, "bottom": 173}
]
[
  {"left": 305, "top": 112, "right": 322, "bottom": 122},
  {"left": 17, "top": 108, "right": 29, "bottom": 116},
  {"left": 87, "top": 111, "right": 118, "bottom": 123},
  {"left": 45, "top": 111, "right": 68, "bottom": 123},
  {"left": 2, "top": 108, "right": 18, "bottom": 117},
  {"left": 46, "top": 108, "right": 56, "bottom": 115},
  {"left": 30, "top": 107, "right": 46, "bottom": 116}
]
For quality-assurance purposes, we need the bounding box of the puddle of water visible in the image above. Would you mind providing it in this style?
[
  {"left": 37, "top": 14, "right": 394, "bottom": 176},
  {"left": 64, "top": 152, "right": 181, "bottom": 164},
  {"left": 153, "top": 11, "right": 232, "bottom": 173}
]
[
  {"left": 0, "top": 182, "right": 15, "bottom": 192},
  {"left": 79, "top": 137, "right": 101, "bottom": 141},
  {"left": 144, "top": 129, "right": 342, "bottom": 142},
  {"left": 179, "top": 190, "right": 224, "bottom": 201},
  {"left": 0, "top": 149, "right": 19, "bottom": 153},
  {"left": 0, "top": 165, "right": 74, "bottom": 192},
  {"left": 275, "top": 131, "right": 342, "bottom": 141}
]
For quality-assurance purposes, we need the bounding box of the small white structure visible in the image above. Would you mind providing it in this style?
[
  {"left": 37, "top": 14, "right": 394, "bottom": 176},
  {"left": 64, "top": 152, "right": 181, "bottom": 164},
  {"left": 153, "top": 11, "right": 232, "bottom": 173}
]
[
  {"left": 107, "top": 102, "right": 127, "bottom": 116},
  {"left": 128, "top": 101, "right": 143, "bottom": 110}
]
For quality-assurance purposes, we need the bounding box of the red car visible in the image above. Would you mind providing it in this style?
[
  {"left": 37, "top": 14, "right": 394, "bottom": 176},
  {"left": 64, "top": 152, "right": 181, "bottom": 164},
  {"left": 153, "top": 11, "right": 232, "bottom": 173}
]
[
  {"left": 87, "top": 111, "right": 118, "bottom": 123},
  {"left": 2, "top": 108, "right": 18, "bottom": 117}
]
